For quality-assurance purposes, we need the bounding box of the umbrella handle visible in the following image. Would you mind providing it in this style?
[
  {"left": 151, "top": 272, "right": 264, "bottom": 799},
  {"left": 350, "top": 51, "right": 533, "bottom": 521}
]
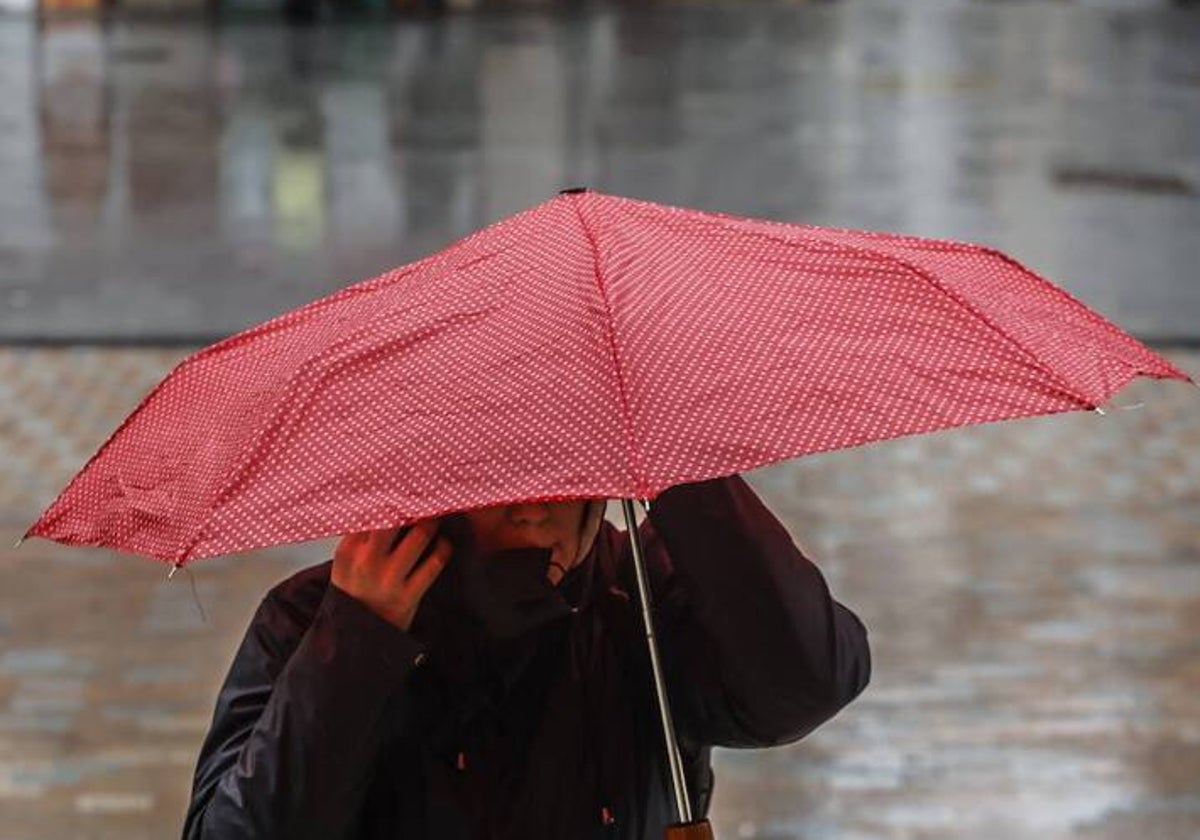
[
  {"left": 620, "top": 498, "right": 696, "bottom": 825},
  {"left": 665, "top": 819, "right": 715, "bottom": 840}
]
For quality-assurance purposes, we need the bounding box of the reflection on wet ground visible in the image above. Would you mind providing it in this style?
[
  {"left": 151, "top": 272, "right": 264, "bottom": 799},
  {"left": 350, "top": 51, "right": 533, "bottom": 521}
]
[
  {"left": 0, "top": 346, "right": 1197, "bottom": 838},
  {"left": 1, "top": 2, "right": 1199, "bottom": 343}
]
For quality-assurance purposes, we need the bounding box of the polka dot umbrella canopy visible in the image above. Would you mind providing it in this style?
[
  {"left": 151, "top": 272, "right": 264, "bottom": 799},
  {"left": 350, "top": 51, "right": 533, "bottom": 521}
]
[{"left": 18, "top": 187, "right": 1196, "bottom": 567}]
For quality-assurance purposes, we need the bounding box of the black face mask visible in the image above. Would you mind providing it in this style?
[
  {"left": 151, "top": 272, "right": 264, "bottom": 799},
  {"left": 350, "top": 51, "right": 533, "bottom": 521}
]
[{"left": 424, "top": 515, "right": 575, "bottom": 641}]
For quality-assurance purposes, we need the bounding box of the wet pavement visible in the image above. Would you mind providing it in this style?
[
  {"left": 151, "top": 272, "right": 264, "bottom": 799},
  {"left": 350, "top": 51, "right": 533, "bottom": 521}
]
[
  {"left": 1, "top": 345, "right": 1198, "bottom": 839},
  {"left": 1, "top": 1, "right": 1199, "bottom": 344}
]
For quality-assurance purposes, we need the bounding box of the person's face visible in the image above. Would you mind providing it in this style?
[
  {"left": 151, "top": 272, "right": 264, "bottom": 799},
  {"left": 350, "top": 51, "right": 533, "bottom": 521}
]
[{"left": 460, "top": 499, "right": 589, "bottom": 582}]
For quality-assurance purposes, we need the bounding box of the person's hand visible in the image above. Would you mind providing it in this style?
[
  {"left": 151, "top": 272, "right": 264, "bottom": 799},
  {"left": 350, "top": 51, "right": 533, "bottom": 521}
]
[{"left": 331, "top": 518, "right": 453, "bottom": 632}]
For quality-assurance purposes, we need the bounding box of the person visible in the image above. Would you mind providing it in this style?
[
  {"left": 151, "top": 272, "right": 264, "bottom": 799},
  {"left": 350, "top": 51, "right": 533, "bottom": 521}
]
[{"left": 182, "top": 473, "right": 872, "bottom": 839}]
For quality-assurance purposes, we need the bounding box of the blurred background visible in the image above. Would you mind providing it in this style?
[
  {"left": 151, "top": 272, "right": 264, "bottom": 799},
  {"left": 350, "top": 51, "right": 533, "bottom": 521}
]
[{"left": 1, "top": 0, "right": 1198, "bottom": 837}]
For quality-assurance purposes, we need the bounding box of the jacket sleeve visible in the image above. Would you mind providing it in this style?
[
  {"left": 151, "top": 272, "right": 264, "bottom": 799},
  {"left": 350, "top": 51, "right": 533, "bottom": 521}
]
[
  {"left": 641, "top": 473, "right": 871, "bottom": 750},
  {"left": 182, "top": 578, "right": 429, "bottom": 840}
]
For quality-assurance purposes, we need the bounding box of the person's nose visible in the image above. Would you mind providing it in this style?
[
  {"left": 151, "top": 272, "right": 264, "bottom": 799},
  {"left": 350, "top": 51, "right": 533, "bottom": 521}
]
[{"left": 508, "top": 503, "right": 550, "bottom": 527}]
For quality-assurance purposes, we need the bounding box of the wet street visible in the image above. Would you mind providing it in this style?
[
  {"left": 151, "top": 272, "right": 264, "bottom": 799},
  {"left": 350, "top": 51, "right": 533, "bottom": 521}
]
[
  {"left": 1, "top": 0, "right": 1199, "bottom": 838},
  {"left": 1, "top": 1, "right": 1199, "bottom": 344},
  {"left": 2, "top": 347, "right": 1198, "bottom": 839}
]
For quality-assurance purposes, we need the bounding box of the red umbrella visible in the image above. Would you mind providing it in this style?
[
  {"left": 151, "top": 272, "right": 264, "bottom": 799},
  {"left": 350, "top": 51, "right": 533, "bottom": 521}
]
[
  {"left": 19, "top": 187, "right": 1193, "bottom": 563},
  {"left": 16, "top": 186, "right": 1196, "bottom": 837}
]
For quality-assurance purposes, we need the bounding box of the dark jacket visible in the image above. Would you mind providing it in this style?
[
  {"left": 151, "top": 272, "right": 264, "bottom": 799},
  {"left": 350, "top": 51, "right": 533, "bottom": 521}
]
[{"left": 182, "top": 474, "right": 871, "bottom": 839}]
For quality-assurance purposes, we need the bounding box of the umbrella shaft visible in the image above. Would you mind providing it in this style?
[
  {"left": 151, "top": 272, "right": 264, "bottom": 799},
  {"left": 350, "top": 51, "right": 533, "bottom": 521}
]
[{"left": 621, "top": 497, "right": 693, "bottom": 824}]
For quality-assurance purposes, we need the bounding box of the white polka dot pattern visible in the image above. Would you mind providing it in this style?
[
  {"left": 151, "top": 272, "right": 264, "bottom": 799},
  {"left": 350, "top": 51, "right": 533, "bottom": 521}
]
[{"left": 23, "top": 190, "right": 1196, "bottom": 567}]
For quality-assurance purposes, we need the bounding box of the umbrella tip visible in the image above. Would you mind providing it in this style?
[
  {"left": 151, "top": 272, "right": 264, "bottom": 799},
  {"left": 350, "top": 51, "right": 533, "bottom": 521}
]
[
  {"left": 12, "top": 535, "right": 24, "bottom": 549},
  {"left": 559, "top": 186, "right": 589, "bottom": 195}
]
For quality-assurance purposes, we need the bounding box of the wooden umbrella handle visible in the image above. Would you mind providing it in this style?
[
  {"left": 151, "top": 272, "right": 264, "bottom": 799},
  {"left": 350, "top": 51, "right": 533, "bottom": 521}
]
[{"left": 665, "top": 818, "right": 715, "bottom": 840}]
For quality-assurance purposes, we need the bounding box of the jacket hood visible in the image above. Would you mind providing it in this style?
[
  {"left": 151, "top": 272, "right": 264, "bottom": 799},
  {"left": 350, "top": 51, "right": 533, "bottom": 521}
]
[{"left": 573, "top": 497, "right": 608, "bottom": 567}]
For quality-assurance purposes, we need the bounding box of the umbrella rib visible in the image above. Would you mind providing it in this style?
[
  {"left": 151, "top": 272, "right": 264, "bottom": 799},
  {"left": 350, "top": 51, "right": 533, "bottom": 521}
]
[
  {"left": 698, "top": 211, "right": 1099, "bottom": 410},
  {"left": 20, "top": 352, "right": 193, "bottom": 560},
  {"left": 812, "top": 233, "right": 1096, "bottom": 408},
  {"left": 171, "top": 328, "right": 359, "bottom": 566},
  {"left": 161, "top": 263, "right": 451, "bottom": 566},
  {"left": 565, "top": 193, "right": 648, "bottom": 498},
  {"left": 972, "top": 244, "right": 1198, "bottom": 386},
  {"left": 170, "top": 251, "right": 500, "bottom": 565}
]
